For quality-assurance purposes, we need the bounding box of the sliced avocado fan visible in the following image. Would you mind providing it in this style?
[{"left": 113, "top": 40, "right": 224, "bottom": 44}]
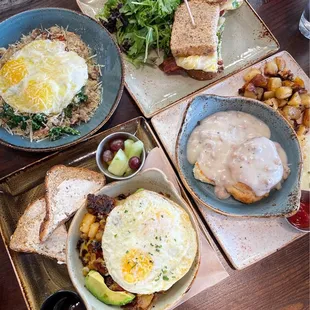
[{"left": 85, "top": 270, "right": 135, "bottom": 306}]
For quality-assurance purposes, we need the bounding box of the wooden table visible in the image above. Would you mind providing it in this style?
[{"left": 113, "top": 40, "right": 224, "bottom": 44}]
[{"left": 0, "top": 0, "right": 309, "bottom": 309}]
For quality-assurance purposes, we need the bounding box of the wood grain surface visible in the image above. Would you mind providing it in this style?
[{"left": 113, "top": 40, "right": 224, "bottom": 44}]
[{"left": 0, "top": 0, "right": 309, "bottom": 309}]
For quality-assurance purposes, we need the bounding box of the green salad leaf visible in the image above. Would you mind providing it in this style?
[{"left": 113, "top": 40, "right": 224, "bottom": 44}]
[{"left": 97, "top": 0, "right": 180, "bottom": 65}]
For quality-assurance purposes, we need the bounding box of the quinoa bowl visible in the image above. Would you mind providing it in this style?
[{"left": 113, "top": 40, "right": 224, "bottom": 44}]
[{"left": 0, "top": 8, "right": 124, "bottom": 152}]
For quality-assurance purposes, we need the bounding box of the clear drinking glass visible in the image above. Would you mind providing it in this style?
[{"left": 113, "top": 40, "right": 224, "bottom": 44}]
[{"left": 299, "top": 1, "right": 310, "bottom": 39}]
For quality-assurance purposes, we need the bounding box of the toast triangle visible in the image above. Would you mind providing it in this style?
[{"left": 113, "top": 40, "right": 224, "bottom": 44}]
[
  {"left": 39, "top": 165, "right": 105, "bottom": 242},
  {"left": 10, "top": 198, "right": 67, "bottom": 263}
]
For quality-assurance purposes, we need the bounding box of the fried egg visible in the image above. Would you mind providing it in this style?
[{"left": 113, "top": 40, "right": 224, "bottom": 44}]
[
  {"left": 0, "top": 40, "right": 88, "bottom": 115},
  {"left": 102, "top": 190, "right": 198, "bottom": 295},
  {"left": 175, "top": 53, "right": 218, "bottom": 72}
]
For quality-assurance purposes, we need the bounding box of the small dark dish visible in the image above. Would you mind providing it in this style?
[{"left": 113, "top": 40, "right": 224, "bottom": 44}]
[
  {"left": 286, "top": 191, "right": 310, "bottom": 232},
  {"left": 41, "top": 290, "right": 86, "bottom": 310}
]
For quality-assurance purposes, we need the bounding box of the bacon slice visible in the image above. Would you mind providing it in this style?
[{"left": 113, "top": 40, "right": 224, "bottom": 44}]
[{"left": 159, "top": 57, "right": 183, "bottom": 74}]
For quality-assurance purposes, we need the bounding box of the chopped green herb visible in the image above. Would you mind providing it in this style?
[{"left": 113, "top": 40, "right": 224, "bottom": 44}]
[
  {"left": 163, "top": 276, "right": 169, "bottom": 281},
  {"left": 124, "top": 210, "right": 128, "bottom": 213}
]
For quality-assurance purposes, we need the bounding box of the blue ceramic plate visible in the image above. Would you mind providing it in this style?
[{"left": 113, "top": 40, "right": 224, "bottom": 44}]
[
  {"left": 176, "top": 95, "right": 302, "bottom": 217},
  {"left": 0, "top": 8, "right": 124, "bottom": 152}
]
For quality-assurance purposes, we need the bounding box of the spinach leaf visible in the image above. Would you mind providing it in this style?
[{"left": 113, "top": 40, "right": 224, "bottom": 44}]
[
  {"left": 64, "top": 104, "right": 73, "bottom": 118},
  {"left": 32, "top": 113, "right": 47, "bottom": 131},
  {"left": 73, "top": 86, "right": 88, "bottom": 104},
  {"left": 0, "top": 103, "right": 29, "bottom": 129},
  {"left": 49, "top": 126, "right": 80, "bottom": 141}
]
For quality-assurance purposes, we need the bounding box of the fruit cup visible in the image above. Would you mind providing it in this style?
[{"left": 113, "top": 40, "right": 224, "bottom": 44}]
[{"left": 96, "top": 132, "right": 146, "bottom": 180}]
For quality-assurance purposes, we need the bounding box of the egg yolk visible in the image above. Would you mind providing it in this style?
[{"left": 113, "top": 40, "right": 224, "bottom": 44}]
[
  {"left": 122, "top": 249, "right": 153, "bottom": 283},
  {"left": 0, "top": 58, "right": 27, "bottom": 88},
  {"left": 24, "top": 80, "right": 53, "bottom": 111}
]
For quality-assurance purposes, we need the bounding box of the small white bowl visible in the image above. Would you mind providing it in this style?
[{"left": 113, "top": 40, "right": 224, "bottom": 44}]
[
  {"left": 96, "top": 132, "right": 146, "bottom": 180},
  {"left": 66, "top": 168, "right": 201, "bottom": 310}
]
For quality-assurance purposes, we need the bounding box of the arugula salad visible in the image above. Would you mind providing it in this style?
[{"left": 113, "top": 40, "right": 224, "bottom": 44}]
[{"left": 97, "top": 0, "right": 181, "bottom": 65}]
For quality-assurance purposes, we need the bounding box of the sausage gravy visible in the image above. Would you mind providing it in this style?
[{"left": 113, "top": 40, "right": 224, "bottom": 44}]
[{"left": 187, "top": 111, "right": 290, "bottom": 200}]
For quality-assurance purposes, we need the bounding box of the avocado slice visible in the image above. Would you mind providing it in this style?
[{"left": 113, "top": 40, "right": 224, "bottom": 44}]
[{"left": 85, "top": 271, "right": 135, "bottom": 306}]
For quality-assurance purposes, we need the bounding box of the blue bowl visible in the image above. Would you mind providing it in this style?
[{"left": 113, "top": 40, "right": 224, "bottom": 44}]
[
  {"left": 176, "top": 95, "right": 302, "bottom": 217},
  {"left": 0, "top": 8, "right": 124, "bottom": 152}
]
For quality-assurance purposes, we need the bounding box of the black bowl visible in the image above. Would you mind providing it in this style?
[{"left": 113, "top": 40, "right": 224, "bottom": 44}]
[{"left": 40, "top": 290, "right": 86, "bottom": 310}]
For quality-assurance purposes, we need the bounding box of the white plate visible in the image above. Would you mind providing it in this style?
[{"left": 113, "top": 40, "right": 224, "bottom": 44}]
[
  {"left": 67, "top": 168, "right": 201, "bottom": 310},
  {"left": 76, "top": 0, "right": 279, "bottom": 117},
  {"left": 151, "top": 51, "right": 309, "bottom": 269}
]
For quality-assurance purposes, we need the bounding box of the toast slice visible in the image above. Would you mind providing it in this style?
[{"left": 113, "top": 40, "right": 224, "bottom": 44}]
[
  {"left": 39, "top": 165, "right": 106, "bottom": 242},
  {"left": 10, "top": 198, "right": 67, "bottom": 263},
  {"left": 170, "top": 1, "right": 220, "bottom": 57}
]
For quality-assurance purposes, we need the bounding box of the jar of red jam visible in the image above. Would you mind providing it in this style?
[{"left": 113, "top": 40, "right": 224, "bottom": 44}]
[{"left": 287, "top": 190, "right": 310, "bottom": 232}]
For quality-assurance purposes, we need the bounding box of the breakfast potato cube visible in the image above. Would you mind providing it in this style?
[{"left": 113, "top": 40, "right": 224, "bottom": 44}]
[
  {"left": 288, "top": 92, "right": 301, "bottom": 107},
  {"left": 300, "top": 93, "right": 310, "bottom": 108},
  {"left": 267, "top": 77, "right": 282, "bottom": 91},
  {"left": 251, "top": 74, "right": 268, "bottom": 88},
  {"left": 303, "top": 109, "right": 310, "bottom": 128},
  {"left": 243, "top": 83, "right": 257, "bottom": 99},
  {"left": 88, "top": 222, "right": 100, "bottom": 239},
  {"left": 275, "top": 57, "right": 286, "bottom": 71},
  {"left": 264, "top": 98, "right": 278, "bottom": 110},
  {"left": 263, "top": 91, "right": 275, "bottom": 100},
  {"left": 256, "top": 87, "right": 264, "bottom": 100},
  {"left": 95, "top": 230, "right": 104, "bottom": 242},
  {"left": 264, "top": 60, "right": 278, "bottom": 76},
  {"left": 297, "top": 124, "right": 307, "bottom": 137},
  {"left": 275, "top": 86, "right": 293, "bottom": 99},
  {"left": 294, "top": 76, "right": 305, "bottom": 88},
  {"left": 278, "top": 69, "right": 293, "bottom": 80},
  {"left": 278, "top": 99, "right": 288, "bottom": 108},
  {"left": 136, "top": 294, "right": 155, "bottom": 309},
  {"left": 80, "top": 213, "right": 96, "bottom": 234},
  {"left": 282, "top": 80, "right": 295, "bottom": 87},
  {"left": 282, "top": 105, "right": 302, "bottom": 120},
  {"left": 243, "top": 68, "right": 261, "bottom": 82},
  {"left": 244, "top": 90, "right": 257, "bottom": 99}
]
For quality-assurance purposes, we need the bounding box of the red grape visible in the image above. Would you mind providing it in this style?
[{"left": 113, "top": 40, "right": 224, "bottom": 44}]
[
  {"left": 102, "top": 150, "right": 113, "bottom": 163},
  {"left": 110, "top": 139, "right": 124, "bottom": 152},
  {"left": 129, "top": 156, "right": 141, "bottom": 170}
]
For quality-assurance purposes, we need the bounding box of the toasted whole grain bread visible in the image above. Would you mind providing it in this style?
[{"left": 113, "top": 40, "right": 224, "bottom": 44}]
[
  {"left": 10, "top": 198, "right": 67, "bottom": 263},
  {"left": 39, "top": 165, "right": 105, "bottom": 242},
  {"left": 204, "top": 0, "right": 227, "bottom": 4},
  {"left": 170, "top": 1, "right": 220, "bottom": 57},
  {"left": 187, "top": 70, "right": 218, "bottom": 80}
]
